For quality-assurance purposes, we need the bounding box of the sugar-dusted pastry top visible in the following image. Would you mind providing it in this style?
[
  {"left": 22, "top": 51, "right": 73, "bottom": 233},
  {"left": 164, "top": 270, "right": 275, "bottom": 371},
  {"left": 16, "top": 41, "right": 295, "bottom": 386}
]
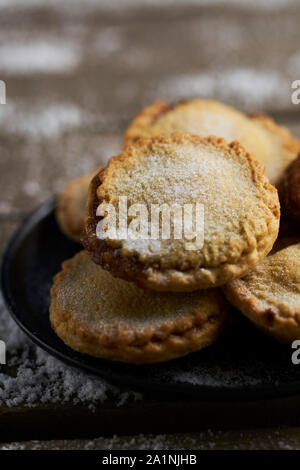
[
  {"left": 224, "top": 243, "right": 300, "bottom": 343},
  {"left": 231, "top": 244, "right": 300, "bottom": 313},
  {"left": 84, "top": 133, "right": 280, "bottom": 291},
  {"left": 50, "top": 251, "right": 229, "bottom": 363},
  {"left": 125, "top": 99, "right": 299, "bottom": 185}
]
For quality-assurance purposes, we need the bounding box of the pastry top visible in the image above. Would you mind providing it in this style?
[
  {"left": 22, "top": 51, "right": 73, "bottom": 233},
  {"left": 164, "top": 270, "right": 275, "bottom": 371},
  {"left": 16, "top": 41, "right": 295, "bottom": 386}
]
[
  {"left": 84, "top": 133, "right": 280, "bottom": 291},
  {"left": 124, "top": 99, "right": 299, "bottom": 185},
  {"left": 56, "top": 166, "right": 103, "bottom": 242},
  {"left": 237, "top": 244, "right": 300, "bottom": 314},
  {"left": 50, "top": 251, "right": 229, "bottom": 363},
  {"left": 224, "top": 243, "right": 300, "bottom": 343},
  {"left": 278, "top": 153, "right": 300, "bottom": 222}
]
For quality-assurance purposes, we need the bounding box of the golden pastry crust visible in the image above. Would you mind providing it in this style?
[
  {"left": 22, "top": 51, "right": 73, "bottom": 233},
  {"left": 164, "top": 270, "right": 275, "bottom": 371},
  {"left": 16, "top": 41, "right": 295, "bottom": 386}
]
[
  {"left": 223, "top": 243, "right": 300, "bottom": 343},
  {"left": 84, "top": 133, "right": 280, "bottom": 291},
  {"left": 125, "top": 100, "right": 171, "bottom": 142},
  {"left": 124, "top": 99, "right": 299, "bottom": 185},
  {"left": 50, "top": 251, "right": 229, "bottom": 364},
  {"left": 56, "top": 166, "right": 103, "bottom": 242},
  {"left": 278, "top": 154, "right": 300, "bottom": 223}
]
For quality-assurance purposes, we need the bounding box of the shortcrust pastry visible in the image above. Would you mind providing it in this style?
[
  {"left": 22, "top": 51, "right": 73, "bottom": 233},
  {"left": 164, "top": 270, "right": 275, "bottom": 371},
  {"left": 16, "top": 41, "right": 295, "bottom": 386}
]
[
  {"left": 50, "top": 251, "right": 229, "bottom": 363},
  {"left": 224, "top": 243, "right": 300, "bottom": 343},
  {"left": 125, "top": 99, "right": 299, "bottom": 185},
  {"left": 84, "top": 133, "right": 280, "bottom": 291}
]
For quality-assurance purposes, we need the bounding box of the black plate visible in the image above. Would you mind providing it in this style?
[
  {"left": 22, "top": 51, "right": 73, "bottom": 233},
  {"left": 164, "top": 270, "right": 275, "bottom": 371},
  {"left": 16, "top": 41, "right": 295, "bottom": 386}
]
[{"left": 2, "top": 198, "right": 300, "bottom": 400}]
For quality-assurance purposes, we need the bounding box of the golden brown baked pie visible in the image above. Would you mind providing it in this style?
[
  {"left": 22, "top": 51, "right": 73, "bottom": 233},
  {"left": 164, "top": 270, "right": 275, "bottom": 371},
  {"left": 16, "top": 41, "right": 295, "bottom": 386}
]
[
  {"left": 278, "top": 154, "right": 300, "bottom": 223},
  {"left": 224, "top": 243, "right": 300, "bottom": 343},
  {"left": 124, "top": 99, "right": 299, "bottom": 185},
  {"left": 56, "top": 166, "right": 103, "bottom": 242},
  {"left": 50, "top": 251, "right": 229, "bottom": 363},
  {"left": 84, "top": 133, "right": 280, "bottom": 291}
]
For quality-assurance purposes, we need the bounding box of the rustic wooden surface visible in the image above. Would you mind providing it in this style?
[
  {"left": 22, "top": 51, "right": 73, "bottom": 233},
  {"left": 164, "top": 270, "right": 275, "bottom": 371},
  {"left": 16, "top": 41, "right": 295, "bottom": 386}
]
[
  {"left": 2, "top": 426, "right": 300, "bottom": 450},
  {"left": 1, "top": 0, "right": 300, "bottom": 450}
]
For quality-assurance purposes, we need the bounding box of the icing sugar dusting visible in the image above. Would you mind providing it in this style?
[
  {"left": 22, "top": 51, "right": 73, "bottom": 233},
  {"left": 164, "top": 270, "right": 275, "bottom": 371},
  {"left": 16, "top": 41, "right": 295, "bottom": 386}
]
[
  {"left": 159, "top": 68, "right": 288, "bottom": 109},
  {"left": 0, "top": 103, "right": 84, "bottom": 138},
  {"left": 0, "top": 0, "right": 295, "bottom": 11},
  {"left": 93, "top": 28, "right": 124, "bottom": 58},
  {"left": 0, "top": 293, "right": 141, "bottom": 409},
  {"left": 0, "top": 428, "right": 298, "bottom": 450},
  {"left": 0, "top": 41, "right": 80, "bottom": 74}
]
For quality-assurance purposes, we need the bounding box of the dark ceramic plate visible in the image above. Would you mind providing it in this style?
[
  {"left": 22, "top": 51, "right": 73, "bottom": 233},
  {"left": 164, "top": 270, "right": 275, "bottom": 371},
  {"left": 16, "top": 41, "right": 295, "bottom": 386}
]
[{"left": 2, "top": 199, "right": 300, "bottom": 399}]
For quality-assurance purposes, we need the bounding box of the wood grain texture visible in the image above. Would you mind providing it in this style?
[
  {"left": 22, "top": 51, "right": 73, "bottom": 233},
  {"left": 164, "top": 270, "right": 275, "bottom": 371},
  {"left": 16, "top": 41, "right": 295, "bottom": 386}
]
[{"left": 2, "top": 426, "right": 300, "bottom": 450}]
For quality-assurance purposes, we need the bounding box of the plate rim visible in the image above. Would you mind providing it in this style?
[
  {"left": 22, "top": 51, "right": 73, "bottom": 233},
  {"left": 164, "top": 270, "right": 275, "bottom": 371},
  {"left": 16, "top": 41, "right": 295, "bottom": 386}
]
[{"left": 2, "top": 198, "right": 300, "bottom": 401}]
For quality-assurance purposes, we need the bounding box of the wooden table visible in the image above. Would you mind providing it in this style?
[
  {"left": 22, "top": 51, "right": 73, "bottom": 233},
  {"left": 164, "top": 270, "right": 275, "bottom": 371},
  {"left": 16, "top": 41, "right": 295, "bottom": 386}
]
[{"left": 1, "top": 0, "right": 300, "bottom": 450}]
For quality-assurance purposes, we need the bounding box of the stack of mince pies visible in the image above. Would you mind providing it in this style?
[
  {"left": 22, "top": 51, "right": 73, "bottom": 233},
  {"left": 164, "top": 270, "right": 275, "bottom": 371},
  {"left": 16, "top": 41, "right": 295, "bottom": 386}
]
[{"left": 51, "top": 98, "right": 300, "bottom": 364}]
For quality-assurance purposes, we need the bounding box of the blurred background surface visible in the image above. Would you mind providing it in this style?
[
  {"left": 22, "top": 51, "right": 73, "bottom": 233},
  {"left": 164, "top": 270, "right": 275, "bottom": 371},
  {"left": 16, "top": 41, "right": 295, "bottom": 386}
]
[
  {"left": 1, "top": 0, "right": 300, "bottom": 450},
  {"left": 1, "top": 0, "right": 300, "bottom": 217}
]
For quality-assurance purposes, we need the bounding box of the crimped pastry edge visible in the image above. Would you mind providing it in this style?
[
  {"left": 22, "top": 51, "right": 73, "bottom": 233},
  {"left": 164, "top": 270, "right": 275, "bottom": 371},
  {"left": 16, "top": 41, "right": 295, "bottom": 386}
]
[
  {"left": 50, "top": 251, "right": 229, "bottom": 364},
  {"left": 223, "top": 277, "right": 300, "bottom": 344},
  {"left": 249, "top": 112, "right": 300, "bottom": 162},
  {"left": 124, "top": 100, "right": 299, "bottom": 159},
  {"left": 124, "top": 99, "right": 300, "bottom": 187},
  {"left": 124, "top": 100, "right": 171, "bottom": 144},
  {"left": 84, "top": 133, "right": 280, "bottom": 291}
]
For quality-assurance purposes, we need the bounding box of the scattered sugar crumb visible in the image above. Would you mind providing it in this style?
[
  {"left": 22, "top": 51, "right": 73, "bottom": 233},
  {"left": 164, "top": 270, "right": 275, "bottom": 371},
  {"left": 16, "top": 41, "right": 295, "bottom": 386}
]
[
  {"left": 0, "top": 0, "right": 295, "bottom": 12},
  {"left": 1, "top": 443, "right": 26, "bottom": 450},
  {"left": 23, "top": 181, "right": 40, "bottom": 197},
  {"left": 173, "top": 369, "right": 261, "bottom": 387},
  {"left": 93, "top": 28, "right": 124, "bottom": 58},
  {"left": 0, "top": 293, "right": 141, "bottom": 410},
  {"left": 159, "top": 68, "right": 288, "bottom": 110},
  {"left": 0, "top": 102, "right": 85, "bottom": 139},
  {"left": 0, "top": 201, "right": 12, "bottom": 213},
  {"left": 288, "top": 52, "right": 300, "bottom": 75},
  {"left": 0, "top": 40, "right": 80, "bottom": 74},
  {"left": 1, "top": 427, "right": 299, "bottom": 450}
]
